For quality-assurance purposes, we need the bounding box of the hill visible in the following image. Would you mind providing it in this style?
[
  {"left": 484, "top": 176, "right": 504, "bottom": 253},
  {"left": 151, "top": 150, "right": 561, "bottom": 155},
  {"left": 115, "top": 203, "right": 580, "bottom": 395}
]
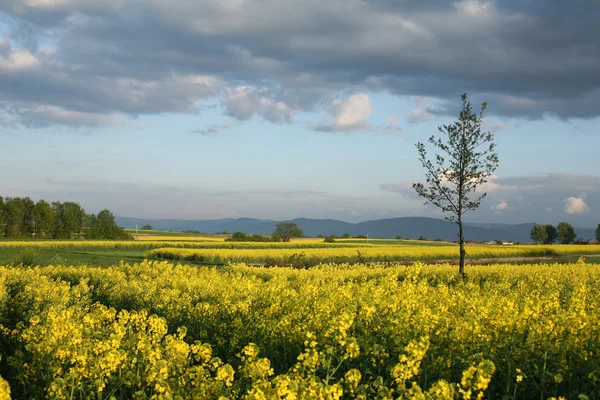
[{"left": 116, "top": 216, "right": 596, "bottom": 243}]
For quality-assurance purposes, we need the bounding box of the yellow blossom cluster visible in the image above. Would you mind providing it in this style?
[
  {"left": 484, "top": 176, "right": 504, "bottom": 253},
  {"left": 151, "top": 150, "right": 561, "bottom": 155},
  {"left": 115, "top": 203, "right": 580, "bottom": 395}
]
[{"left": 0, "top": 260, "right": 598, "bottom": 398}]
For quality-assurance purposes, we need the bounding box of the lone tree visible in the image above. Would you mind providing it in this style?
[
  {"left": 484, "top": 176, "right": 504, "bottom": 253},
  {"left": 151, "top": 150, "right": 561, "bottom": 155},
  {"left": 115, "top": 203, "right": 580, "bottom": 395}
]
[
  {"left": 273, "top": 222, "right": 303, "bottom": 242},
  {"left": 413, "top": 93, "right": 499, "bottom": 277},
  {"left": 141, "top": 224, "right": 153, "bottom": 230}
]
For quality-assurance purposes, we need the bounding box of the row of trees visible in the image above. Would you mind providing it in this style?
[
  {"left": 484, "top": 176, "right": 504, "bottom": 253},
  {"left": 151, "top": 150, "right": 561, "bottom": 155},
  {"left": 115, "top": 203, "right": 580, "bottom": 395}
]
[
  {"left": 530, "top": 222, "right": 578, "bottom": 244},
  {"left": 225, "top": 222, "right": 304, "bottom": 242},
  {"left": 0, "top": 196, "right": 130, "bottom": 240}
]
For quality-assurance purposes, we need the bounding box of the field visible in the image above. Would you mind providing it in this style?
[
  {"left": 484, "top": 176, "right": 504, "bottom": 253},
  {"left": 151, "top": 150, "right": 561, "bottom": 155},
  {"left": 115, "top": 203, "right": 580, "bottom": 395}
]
[
  {"left": 1, "top": 260, "right": 600, "bottom": 399},
  {"left": 0, "top": 239, "right": 379, "bottom": 267},
  {"left": 148, "top": 244, "right": 600, "bottom": 266},
  {"left": 2, "top": 238, "right": 600, "bottom": 399}
]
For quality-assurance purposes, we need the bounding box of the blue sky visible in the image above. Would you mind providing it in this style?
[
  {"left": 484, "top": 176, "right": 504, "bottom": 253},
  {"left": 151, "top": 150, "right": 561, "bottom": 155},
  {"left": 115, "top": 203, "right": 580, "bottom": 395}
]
[{"left": 1, "top": 1, "right": 600, "bottom": 226}]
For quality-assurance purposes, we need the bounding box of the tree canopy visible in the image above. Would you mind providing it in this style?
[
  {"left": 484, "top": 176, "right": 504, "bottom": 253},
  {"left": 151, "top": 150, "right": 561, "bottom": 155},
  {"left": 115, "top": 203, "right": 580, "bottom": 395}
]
[
  {"left": 413, "top": 93, "right": 499, "bottom": 276},
  {"left": 530, "top": 224, "right": 547, "bottom": 244},
  {"left": 557, "top": 222, "right": 576, "bottom": 244},
  {"left": 273, "top": 222, "right": 303, "bottom": 242},
  {"left": 0, "top": 196, "right": 130, "bottom": 240}
]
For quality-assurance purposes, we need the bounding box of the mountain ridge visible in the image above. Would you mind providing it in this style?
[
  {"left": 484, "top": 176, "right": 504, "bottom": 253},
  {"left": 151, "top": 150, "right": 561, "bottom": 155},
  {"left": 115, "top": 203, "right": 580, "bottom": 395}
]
[{"left": 116, "top": 216, "right": 597, "bottom": 243}]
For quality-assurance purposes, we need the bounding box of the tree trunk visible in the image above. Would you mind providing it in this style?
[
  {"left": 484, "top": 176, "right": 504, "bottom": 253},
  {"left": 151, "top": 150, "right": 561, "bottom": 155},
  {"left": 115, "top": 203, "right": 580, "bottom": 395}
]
[{"left": 458, "top": 215, "right": 466, "bottom": 279}]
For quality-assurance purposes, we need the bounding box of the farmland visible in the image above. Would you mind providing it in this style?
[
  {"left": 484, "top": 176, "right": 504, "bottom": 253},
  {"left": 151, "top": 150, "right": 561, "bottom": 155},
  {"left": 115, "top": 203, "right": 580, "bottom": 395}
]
[
  {"left": 148, "top": 244, "right": 600, "bottom": 266},
  {"left": 2, "top": 237, "right": 600, "bottom": 399},
  {"left": 1, "top": 259, "right": 600, "bottom": 399}
]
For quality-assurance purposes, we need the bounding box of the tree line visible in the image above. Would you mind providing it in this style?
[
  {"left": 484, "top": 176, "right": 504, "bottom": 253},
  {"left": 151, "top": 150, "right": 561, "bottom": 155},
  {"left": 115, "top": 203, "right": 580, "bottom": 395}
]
[
  {"left": 0, "top": 196, "right": 131, "bottom": 240},
  {"left": 529, "top": 222, "right": 598, "bottom": 244},
  {"left": 225, "top": 222, "right": 304, "bottom": 242}
]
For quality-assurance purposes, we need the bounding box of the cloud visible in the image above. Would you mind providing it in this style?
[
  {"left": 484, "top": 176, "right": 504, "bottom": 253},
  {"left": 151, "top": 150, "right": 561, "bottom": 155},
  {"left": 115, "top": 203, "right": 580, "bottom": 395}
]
[
  {"left": 379, "top": 183, "right": 419, "bottom": 199},
  {"left": 564, "top": 196, "right": 590, "bottom": 214},
  {"left": 377, "top": 114, "right": 404, "bottom": 136},
  {"left": 221, "top": 87, "right": 295, "bottom": 123},
  {"left": 314, "top": 93, "right": 373, "bottom": 132},
  {"left": 406, "top": 108, "right": 431, "bottom": 124},
  {"left": 490, "top": 201, "right": 509, "bottom": 211},
  {"left": 192, "top": 125, "right": 220, "bottom": 137},
  {"left": 481, "top": 117, "right": 508, "bottom": 132},
  {"left": 192, "top": 120, "right": 232, "bottom": 136},
  {"left": 1, "top": 0, "right": 600, "bottom": 128},
  {"left": 406, "top": 96, "right": 434, "bottom": 124},
  {"left": 6, "top": 176, "right": 410, "bottom": 222},
  {"left": 381, "top": 173, "right": 600, "bottom": 226},
  {"left": 0, "top": 44, "right": 40, "bottom": 71}
]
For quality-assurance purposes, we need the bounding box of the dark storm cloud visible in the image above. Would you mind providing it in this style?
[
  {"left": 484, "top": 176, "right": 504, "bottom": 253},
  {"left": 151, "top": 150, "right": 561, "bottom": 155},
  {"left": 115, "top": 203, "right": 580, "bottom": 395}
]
[{"left": 1, "top": 0, "right": 599, "bottom": 127}]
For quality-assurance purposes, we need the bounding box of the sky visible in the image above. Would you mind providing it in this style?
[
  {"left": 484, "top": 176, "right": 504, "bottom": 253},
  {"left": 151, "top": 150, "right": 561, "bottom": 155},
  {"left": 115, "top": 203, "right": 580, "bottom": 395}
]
[{"left": 1, "top": 0, "right": 600, "bottom": 226}]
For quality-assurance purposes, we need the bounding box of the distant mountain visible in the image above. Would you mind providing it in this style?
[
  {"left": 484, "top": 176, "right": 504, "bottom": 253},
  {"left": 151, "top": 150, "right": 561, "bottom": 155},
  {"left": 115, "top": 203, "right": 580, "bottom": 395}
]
[{"left": 116, "top": 216, "right": 596, "bottom": 243}]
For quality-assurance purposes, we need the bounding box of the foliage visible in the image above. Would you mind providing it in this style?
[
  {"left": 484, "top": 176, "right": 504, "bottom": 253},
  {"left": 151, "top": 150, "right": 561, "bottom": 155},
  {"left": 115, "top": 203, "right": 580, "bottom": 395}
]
[
  {"left": 0, "top": 261, "right": 598, "bottom": 398},
  {"left": 545, "top": 224, "right": 558, "bottom": 244},
  {"left": 595, "top": 224, "right": 600, "bottom": 243},
  {"left": 86, "top": 209, "right": 132, "bottom": 240},
  {"left": 225, "top": 232, "right": 276, "bottom": 242},
  {"left": 558, "top": 222, "right": 577, "bottom": 244},
  {"left": 323, "top": 235, "right": 336, "bottom": 243},
  {"left": 0, "top": 196, "right": 3, "bottom": 229},
  {"left": 0, "top": 196, "right": 126, "bottom": 241},
  {"left": 52, "top": 201, "right": 86, "bottom": 239},
  {"left": 141, "top": 224, "right": 153, "bottom": 230},
  {"left": 32, "top": 200, "right": 54, "bottom": 238},
  {"left": 530, "top": 224, "right": 548, "bottom": 244},
  {"left": 2, "top": 197, "right": 26, "bottom": 237},
  {"left": 11, "top": 247, "right": 39, "bottom": 267},
  {"left": 418, "top": 236, "right": 427, "bottom": 241},
  {"left": 413, "top": 93, "right": 499, "bottom": 276},
  {"left": 273, "top": 222, "right": 303, "bottom": 242}
]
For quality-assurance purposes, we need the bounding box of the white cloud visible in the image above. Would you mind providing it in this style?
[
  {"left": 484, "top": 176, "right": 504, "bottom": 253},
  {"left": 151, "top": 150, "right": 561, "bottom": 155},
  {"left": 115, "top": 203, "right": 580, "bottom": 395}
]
[
  {"left": 490, "top": 201, "right": 509, "bottom": 211},
  {"left": 0, "top": 43, "right": 40, "bottom": 72},
  {"left": 314, "top": 93, "right": 373, "bottom": 132},
  {"left": 221, "top": 87, "right": 294, "bottom": 123},
  {"left": 481, "top": 117, "right": 508, "bottom": 132},
  {"left": 564, "top": 196, "right": 590, "bottom": 214},
  {"left": 406, "top": 96, "right": 436, "bottom": 124},
  {"left": 406, "top": 108, "right": 431, "bottom": 124},
  {"left": 454, "top": 0, "right": 494, "bottom": 18},
  {"left": 331, "top": 93, "right": 372, "bottom": 129},
  {"left": 12, "top": 105, "right": 127, "bottom": 127}
]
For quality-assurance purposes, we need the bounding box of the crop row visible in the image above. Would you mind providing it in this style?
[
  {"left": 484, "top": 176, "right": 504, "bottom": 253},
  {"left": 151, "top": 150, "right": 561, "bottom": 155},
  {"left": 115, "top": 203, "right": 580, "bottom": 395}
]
[{"left": 147, "top": 244, "right": 600, "bottom": 265}]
